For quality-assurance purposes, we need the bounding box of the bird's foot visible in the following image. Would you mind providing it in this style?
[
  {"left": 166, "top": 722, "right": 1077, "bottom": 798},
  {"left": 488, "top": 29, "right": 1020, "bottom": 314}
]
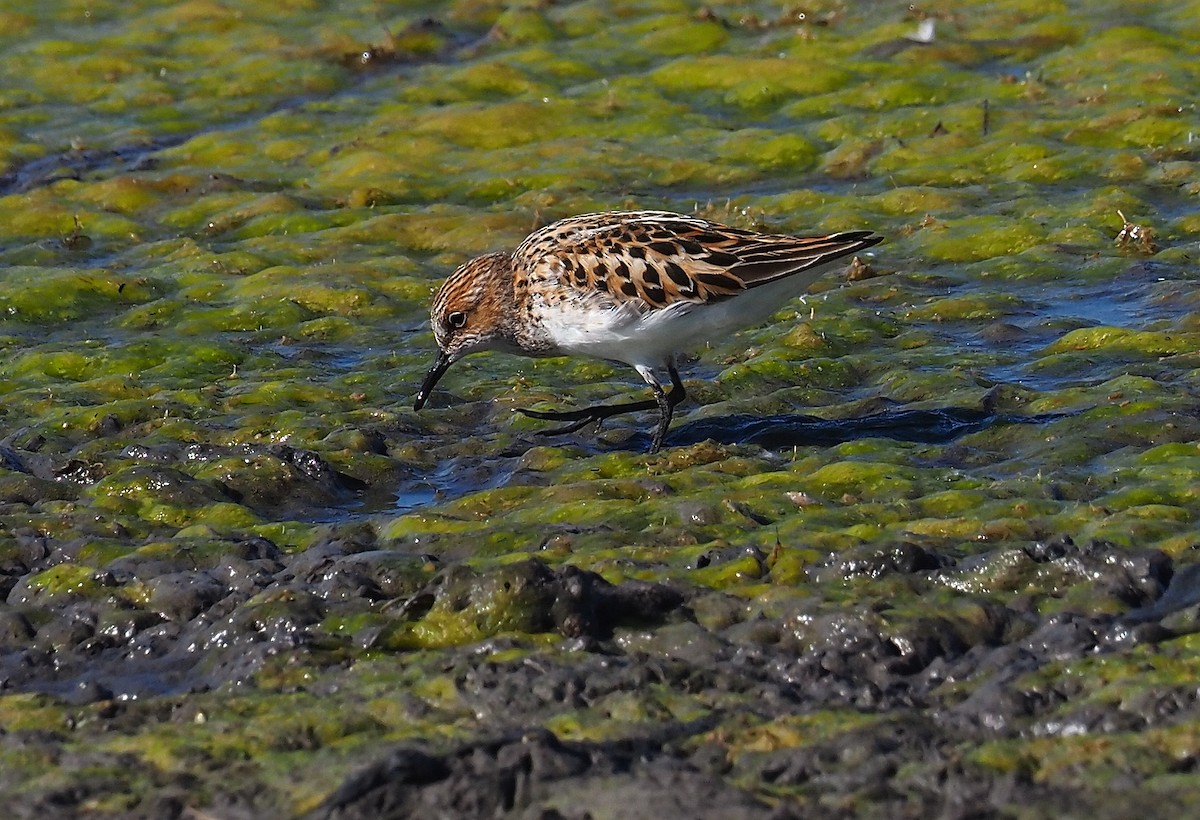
[{"left": 517, "top": 397, "right": 660, "bottom": 437}]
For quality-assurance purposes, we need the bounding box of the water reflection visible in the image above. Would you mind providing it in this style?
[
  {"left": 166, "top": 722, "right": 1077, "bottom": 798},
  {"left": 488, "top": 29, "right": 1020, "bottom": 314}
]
[{"left": 659, "top": 406, "right": 1065, "bottom": 450}]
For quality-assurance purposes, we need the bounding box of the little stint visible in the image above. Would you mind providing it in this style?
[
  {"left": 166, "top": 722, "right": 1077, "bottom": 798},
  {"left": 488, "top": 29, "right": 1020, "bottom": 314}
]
[{"left": 415, "top": 210, "right": 882, "bottom": 453}]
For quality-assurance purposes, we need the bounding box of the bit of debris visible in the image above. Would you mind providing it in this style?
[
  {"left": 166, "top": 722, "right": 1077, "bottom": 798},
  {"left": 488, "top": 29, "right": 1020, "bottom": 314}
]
[
  {"left": 62, "top": 214, "right": 92, "bottom": 251},
  {"left": 696, "top": 5, "right": 842, "bottom": 30},
  {"left": 845, "top": 255, "right": 880, "bottom": 282},
  {"left": 1115, "top": 210, "right": 1157, "bottom": 254},
  {"left": 906, "top": 17, "right": 937, "bottom": 44},
  {"left": 786, "top": 491, "right": 821, "bottom": 508},
  {"left": 336, "top": 17, "right": 448, "bottom": 71}
]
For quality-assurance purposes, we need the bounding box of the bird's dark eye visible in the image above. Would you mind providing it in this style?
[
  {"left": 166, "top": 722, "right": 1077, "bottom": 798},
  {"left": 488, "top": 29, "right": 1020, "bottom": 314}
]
[{"left": 447, "top": 311, "right": 467, "bottom": 329}]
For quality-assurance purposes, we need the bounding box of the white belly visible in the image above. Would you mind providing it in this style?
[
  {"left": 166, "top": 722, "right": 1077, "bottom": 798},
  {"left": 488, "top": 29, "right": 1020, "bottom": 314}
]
[{"left": 537, "top": 269, "right": 829, "bottom": 370}]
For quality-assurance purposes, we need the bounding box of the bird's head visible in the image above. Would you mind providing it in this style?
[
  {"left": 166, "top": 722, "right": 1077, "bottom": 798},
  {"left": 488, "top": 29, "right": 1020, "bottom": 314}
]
[{"left": 414, "top": 252, "right": 514, "bottom": 410}]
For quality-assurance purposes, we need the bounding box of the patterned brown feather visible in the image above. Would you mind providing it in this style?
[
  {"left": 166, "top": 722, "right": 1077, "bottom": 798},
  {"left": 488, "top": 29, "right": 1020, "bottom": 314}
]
[{"left": 513, "top": 211, "right": 881, "bottom": 311}]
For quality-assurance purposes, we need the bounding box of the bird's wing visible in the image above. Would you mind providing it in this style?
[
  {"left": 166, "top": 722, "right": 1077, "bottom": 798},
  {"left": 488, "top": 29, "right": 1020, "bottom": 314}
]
[{"left": 515, "top": 211, "right": 882, "bottom": 311}]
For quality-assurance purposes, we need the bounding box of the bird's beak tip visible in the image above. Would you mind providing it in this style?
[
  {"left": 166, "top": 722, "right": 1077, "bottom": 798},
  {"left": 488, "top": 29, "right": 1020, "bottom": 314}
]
[{"left": 414, "top": 351, "right": 452, "bottom": 412}]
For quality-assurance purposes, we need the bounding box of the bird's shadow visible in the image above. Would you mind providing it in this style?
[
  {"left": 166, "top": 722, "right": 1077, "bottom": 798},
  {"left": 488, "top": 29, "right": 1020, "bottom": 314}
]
[{"left": 626, "top": 406, "right": 1068, "bottom": 451}]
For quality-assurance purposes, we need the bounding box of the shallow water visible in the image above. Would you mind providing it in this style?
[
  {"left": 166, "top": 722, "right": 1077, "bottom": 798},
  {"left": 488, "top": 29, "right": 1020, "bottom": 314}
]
[{"left": 2, "top": 0, "right": 1200, "bottom": 815}]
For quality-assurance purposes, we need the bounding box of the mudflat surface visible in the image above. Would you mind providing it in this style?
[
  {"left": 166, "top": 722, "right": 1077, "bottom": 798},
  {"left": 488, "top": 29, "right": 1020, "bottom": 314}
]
[{"left": 2, "top": 1, "right": 1200, "bottom": 817}]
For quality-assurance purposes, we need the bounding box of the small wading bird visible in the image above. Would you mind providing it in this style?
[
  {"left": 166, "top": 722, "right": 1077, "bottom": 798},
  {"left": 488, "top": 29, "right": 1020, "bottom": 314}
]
[{"left": 414, "top": 210, "right": 882, "bottom": 453}]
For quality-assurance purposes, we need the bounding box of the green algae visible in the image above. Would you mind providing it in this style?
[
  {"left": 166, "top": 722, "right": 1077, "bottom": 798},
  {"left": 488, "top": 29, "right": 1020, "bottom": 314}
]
[
  {"left": 9, "top": 563, "right": 105, "bottom": 605},
  {"left": 1044, "top": 326, "right": 1200, "bottom": 357},
  {"left": 650, "top": 55, "right": 853, "bottom": 112},
  {"left": 966, "top": 632, "right": 1200, "bottom": 783}
]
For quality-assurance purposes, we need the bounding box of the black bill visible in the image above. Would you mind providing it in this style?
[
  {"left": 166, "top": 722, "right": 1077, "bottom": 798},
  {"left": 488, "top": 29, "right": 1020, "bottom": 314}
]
[{"left": 414, "top": 351, "right": 451, "bottom": 410}]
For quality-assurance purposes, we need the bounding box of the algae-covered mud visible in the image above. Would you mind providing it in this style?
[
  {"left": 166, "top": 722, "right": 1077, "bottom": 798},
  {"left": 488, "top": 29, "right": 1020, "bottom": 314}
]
[{"left": 2, "top": 0, "right": 1200, "bottom": 816}]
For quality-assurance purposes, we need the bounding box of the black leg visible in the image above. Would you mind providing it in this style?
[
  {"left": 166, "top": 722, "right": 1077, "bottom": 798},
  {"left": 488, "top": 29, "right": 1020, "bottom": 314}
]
[
  {"left": 518, "top": 363, "right": 686, "bottom": 447},
  {"left": 647, "top": 383, "right": 672, "bottom": 454},
  {"left": 665, "top": 361, "right": 686, "bottom": 408},
  {"left": 649, "top": 362, "right": 685, "bottom": 453}
]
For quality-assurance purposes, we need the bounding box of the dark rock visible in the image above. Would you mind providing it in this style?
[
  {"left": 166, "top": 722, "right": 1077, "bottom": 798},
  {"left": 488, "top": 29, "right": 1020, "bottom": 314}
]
[
  {"left": 310, "top": 728, "right": 771, "bottom": 820},
  {"left": 0, "top": 609, "right": 36, "bottom": 650},
  {"left": 145, "top": 572, "right": 229, "bottom": 621},
  {"left": 810, "top": 541, "right": 947, "bottom": 582}
]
